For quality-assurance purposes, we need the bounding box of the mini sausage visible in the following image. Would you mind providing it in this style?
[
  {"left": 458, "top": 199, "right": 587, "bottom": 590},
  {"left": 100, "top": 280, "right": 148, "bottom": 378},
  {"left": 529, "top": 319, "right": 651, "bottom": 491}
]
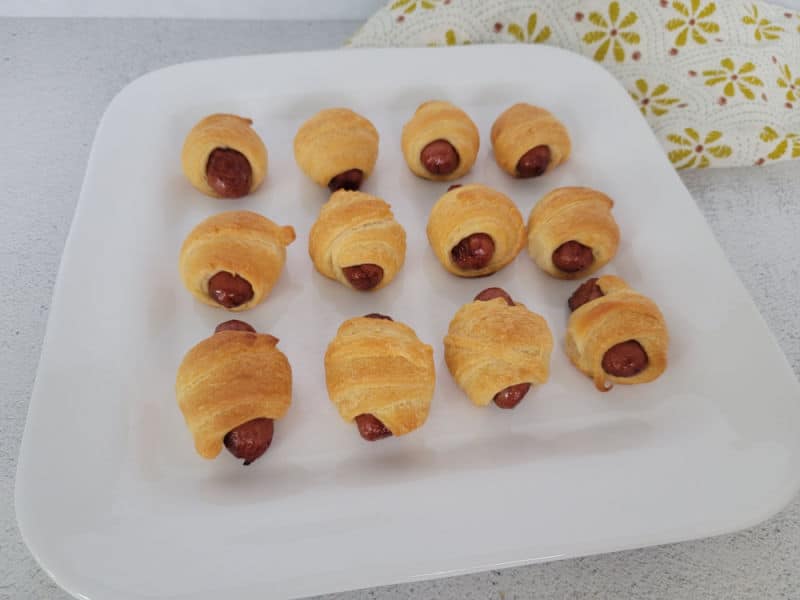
[
  {"left": 355, "top": 413, "right": 393, "bottom": 441},
  {"left": 516, "top": 145, "right": 551, "bottom": 178},
  {"left": 474, "top": 287, "right": 515, "bottom": 306},
  {"left": 364, "top": 313, "right": 393, "bottom": 321},
  {"left": 206, "top": 148, "right": 253, "bottom": 198},
  {"left": 342, "top": 264, "right": 384, "bottom": 290},
  {"left": 214, "top": 319, "right": 256, "bottom": 334},
  {"left": 451, "top": 233, "right": 495, "bottom": 270},
  {"left": 328, "top": 169, "right": 364, "bottom": 192},
  {"left": 568, "top": 278, "right": 604, "bottom": 312},
  {"left": 602, "top": 340, "right": 649, "bottom": 377},
  {"left": 447, "top": 184, "right": 463, "bottom": 191},
  {"left": 420, "top": 139, "right": 460, "bottom": 176},
  {"left": 493, "top": 383, "right": 531, "bottom": 409},
  {"left": 552, "top": 240, "right": 595, "bottom": 273},
  {"left": 207, "top": 271, "right": 254, "bottom": 308},
  {"left": 223, "top": 417, "right": 274, "bottom": 465}
]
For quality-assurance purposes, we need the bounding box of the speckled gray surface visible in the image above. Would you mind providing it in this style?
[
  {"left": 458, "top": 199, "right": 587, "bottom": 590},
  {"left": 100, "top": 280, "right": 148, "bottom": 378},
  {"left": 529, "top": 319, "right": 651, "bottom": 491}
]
[{"left": 1, "top": 18, "right": 799, "bottom": 600}]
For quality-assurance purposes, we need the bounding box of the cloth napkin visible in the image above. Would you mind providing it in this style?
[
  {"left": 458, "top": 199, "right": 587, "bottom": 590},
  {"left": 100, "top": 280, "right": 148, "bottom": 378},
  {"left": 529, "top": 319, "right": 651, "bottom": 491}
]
[{"left": 349, "top": 0, "right": 800, "bottom": 169}]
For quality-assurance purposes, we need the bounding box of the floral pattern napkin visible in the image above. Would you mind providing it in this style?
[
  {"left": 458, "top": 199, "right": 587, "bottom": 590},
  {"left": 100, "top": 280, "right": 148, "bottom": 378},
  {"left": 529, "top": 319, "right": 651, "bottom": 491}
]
[{"left": 349, "top": 0, "right": 800, "bottom": 169}]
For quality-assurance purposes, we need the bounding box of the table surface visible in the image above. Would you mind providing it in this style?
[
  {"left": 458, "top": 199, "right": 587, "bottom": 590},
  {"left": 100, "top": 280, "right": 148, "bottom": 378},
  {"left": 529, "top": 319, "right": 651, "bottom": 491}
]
[{"left": 2, "top": 18, "right": 799, "bottom": 600}]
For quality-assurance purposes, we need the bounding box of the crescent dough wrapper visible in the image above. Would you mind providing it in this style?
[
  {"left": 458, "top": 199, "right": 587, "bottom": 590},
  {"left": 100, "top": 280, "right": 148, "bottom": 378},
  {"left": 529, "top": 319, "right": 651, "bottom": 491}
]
[
  {"left": 179, "top": 210, "right": 295, "bottom": 312},
  {"left": 309, "top": 190, "right": 406, "bottom": 291},
  {"left": 181, "top": 114, "right": 268, "bottom": 198},
  {"left": 445, "top": 298, "right": 553, "bottom": 406},
  {"left": 401, "top": 100, "right": 480, "bottom": 181},
  {"left": 426, "top": 183, "right": 526, "bottom": 277},
  {"left": 567, "top": 275, "right": 669, "bottom": 391},
  {"left": 491, "top": 103, "right": 571, "bottom": 177},
  {"left": 293, "top": 108, "right": 379, "bottom": 188},
  {"left": 528, "top": 187, "right": 620, "bottom": 279},
  {"left": 176, "top": 331, "right": 292, "bottom": 459},
  {"left": 325, "top": 317, "right": 435, "bottom": 436}
]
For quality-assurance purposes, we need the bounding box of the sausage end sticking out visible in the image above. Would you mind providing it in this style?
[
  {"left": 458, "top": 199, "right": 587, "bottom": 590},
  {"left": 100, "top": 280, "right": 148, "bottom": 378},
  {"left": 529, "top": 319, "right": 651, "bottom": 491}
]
[
  {"left": 451, "top": 234, "right": 495, "bottom": 270},
  {"left": 474, "top": 287, "right": 514, "bottom": 306},
  {"left": 568, "top": 278, "right": 604, "bottom": 312},
  {"left": 493, "top": 383, "right": 531, "bottom": 409},
  {"left": 206, "top": 148, "right": 252, "bottom": 198},
  {"left": 208, "top": 271, "right": 254, "bottom": 308},
  {"left": 224, "top": 418, "right": 274, "bottom": 465},
  {"left": 420, "top": 139, "right": 460, "bottom": 176},
  {"left": 342, "top": 264, "right": 384, "bottom": 291},
  {"left": 355, "top": 413, "right": 393, "bottom": 441},
  {"left": 328, "top": 169, "right": 364, "bottom": 192}
]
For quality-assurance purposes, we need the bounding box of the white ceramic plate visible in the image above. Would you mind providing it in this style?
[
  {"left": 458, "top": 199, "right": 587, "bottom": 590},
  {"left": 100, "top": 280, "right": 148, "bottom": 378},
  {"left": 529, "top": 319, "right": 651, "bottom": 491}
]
[{"left": 16, "top": 46, "right": 800, "bottom": 600}]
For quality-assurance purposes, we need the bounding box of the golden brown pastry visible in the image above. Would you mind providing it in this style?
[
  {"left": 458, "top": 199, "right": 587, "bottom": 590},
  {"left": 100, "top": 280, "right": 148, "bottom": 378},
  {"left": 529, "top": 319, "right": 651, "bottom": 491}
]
[
  {"left": 401, "top": 100, "right": 480, "bottom": 181},
  {"left": 324, "top": 314, "right": 435, "bottom": 441},
  {"left": 175, "top": 319, "right": 291, "bottom": 464},
  {"left": 181, "top": 113, "right": 268, "bottom": 198},
  {"left": 527, "top": 187, "right": 620, "bottom": 279},
  {"left": 566, "top": 276, "right": 669, "bottom": 391},
  {"left": 426, "top": 183, "right": 525, "bottom": 277},
  {"left": 179, "top": 210, "right": 295, "bottom": 312},
  {"left": 293, "top": 108, "right": 379, "bottom": 192},
  {"left": 445, "top": 288, "right": 553, "bottom": 409},
  {"left": 309, "top": 190, "right": 406, "bottom": 291},
  {"left": 491, "top": 103, "right": 571, "bottom": 178}
]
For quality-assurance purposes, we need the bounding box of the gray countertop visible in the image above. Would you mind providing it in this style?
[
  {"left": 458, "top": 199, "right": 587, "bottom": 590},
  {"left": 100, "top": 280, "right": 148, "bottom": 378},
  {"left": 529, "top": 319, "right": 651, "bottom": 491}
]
[{"left": 2, "top": 18, "right": 799, "bottom": 600}]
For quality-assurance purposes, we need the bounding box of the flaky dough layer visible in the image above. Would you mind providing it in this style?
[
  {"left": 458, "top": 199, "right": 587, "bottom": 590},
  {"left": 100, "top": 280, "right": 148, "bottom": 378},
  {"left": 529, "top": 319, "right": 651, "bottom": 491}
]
[
  {"left": 566, "top": 275, "right": 669, "bottom": 391},
  {"left": 176, "top": 331, "right": 292, "bottom": 459},
  {"left": 325, "top": 317, "right": 435, "bottom": 436},
  {"left": 445, "top": 297, "right": 553, "bottom": 406},
  {"left": 179, "top": 210, "right": 295, "bottom": 312},
  {"left": 401, "top": 100, "right": 480, "bottom": 181},
  {"left": 294, "top": 108, "right": 379, "bottom": 188},
  {"left": 181, "top": 113, "right": 268, "bottom": 197},
  {"left": 491, "top": 103, "right": 571, "bottom": 177},
  {"left": 309, "top": 190, "right": 406, "bottom": 291},
  {"left": 528, "top": 187, "right": 620, "bottom": 279},
  {"left": 427, "top": 183, "right": 525, "bottom": 277}
]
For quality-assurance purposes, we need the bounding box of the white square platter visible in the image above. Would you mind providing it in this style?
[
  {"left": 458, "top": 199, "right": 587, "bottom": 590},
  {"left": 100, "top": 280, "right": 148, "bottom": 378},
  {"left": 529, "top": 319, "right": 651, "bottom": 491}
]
[{"left": 15, "top": 45, "right": 800, "bottom": 600}]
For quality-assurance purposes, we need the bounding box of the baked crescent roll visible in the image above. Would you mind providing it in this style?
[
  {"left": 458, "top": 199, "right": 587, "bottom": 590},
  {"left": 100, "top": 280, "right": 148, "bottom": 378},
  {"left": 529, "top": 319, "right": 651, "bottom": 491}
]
[
  {"left": 445, "top": 288, "right": 553, "bottom": 409},
  {"left": 426, "top": 183, "right": 525, "bottom": 277},
  {"left": 176, "top": 320, "right": 292, "bottom": 464},
  {"left": 181, "top": 113, "right": 268, "bottom": 198},
  {"left": 400, "top": 100, "right": 480, "bottom": 181},
  {"left": 324, "top": 314, "right": 435, "bottom": 441},
  {"left": 566, "top": 276, "right": 669, "bottom": 391},
  {"left": 179, "top": 210, "right": 295, "bottom": 312},
  {"left": 528, "top": 187, "right": 620, "bottom": 279},
  {"left": 309, "top": 190, "right": 406, "bottom": 291},
  {"left": 293, "top": 108, "right": 379, "bottom": 192},
  {"left": 490, "top": 103, "right": 571, "bottom": 178}
]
